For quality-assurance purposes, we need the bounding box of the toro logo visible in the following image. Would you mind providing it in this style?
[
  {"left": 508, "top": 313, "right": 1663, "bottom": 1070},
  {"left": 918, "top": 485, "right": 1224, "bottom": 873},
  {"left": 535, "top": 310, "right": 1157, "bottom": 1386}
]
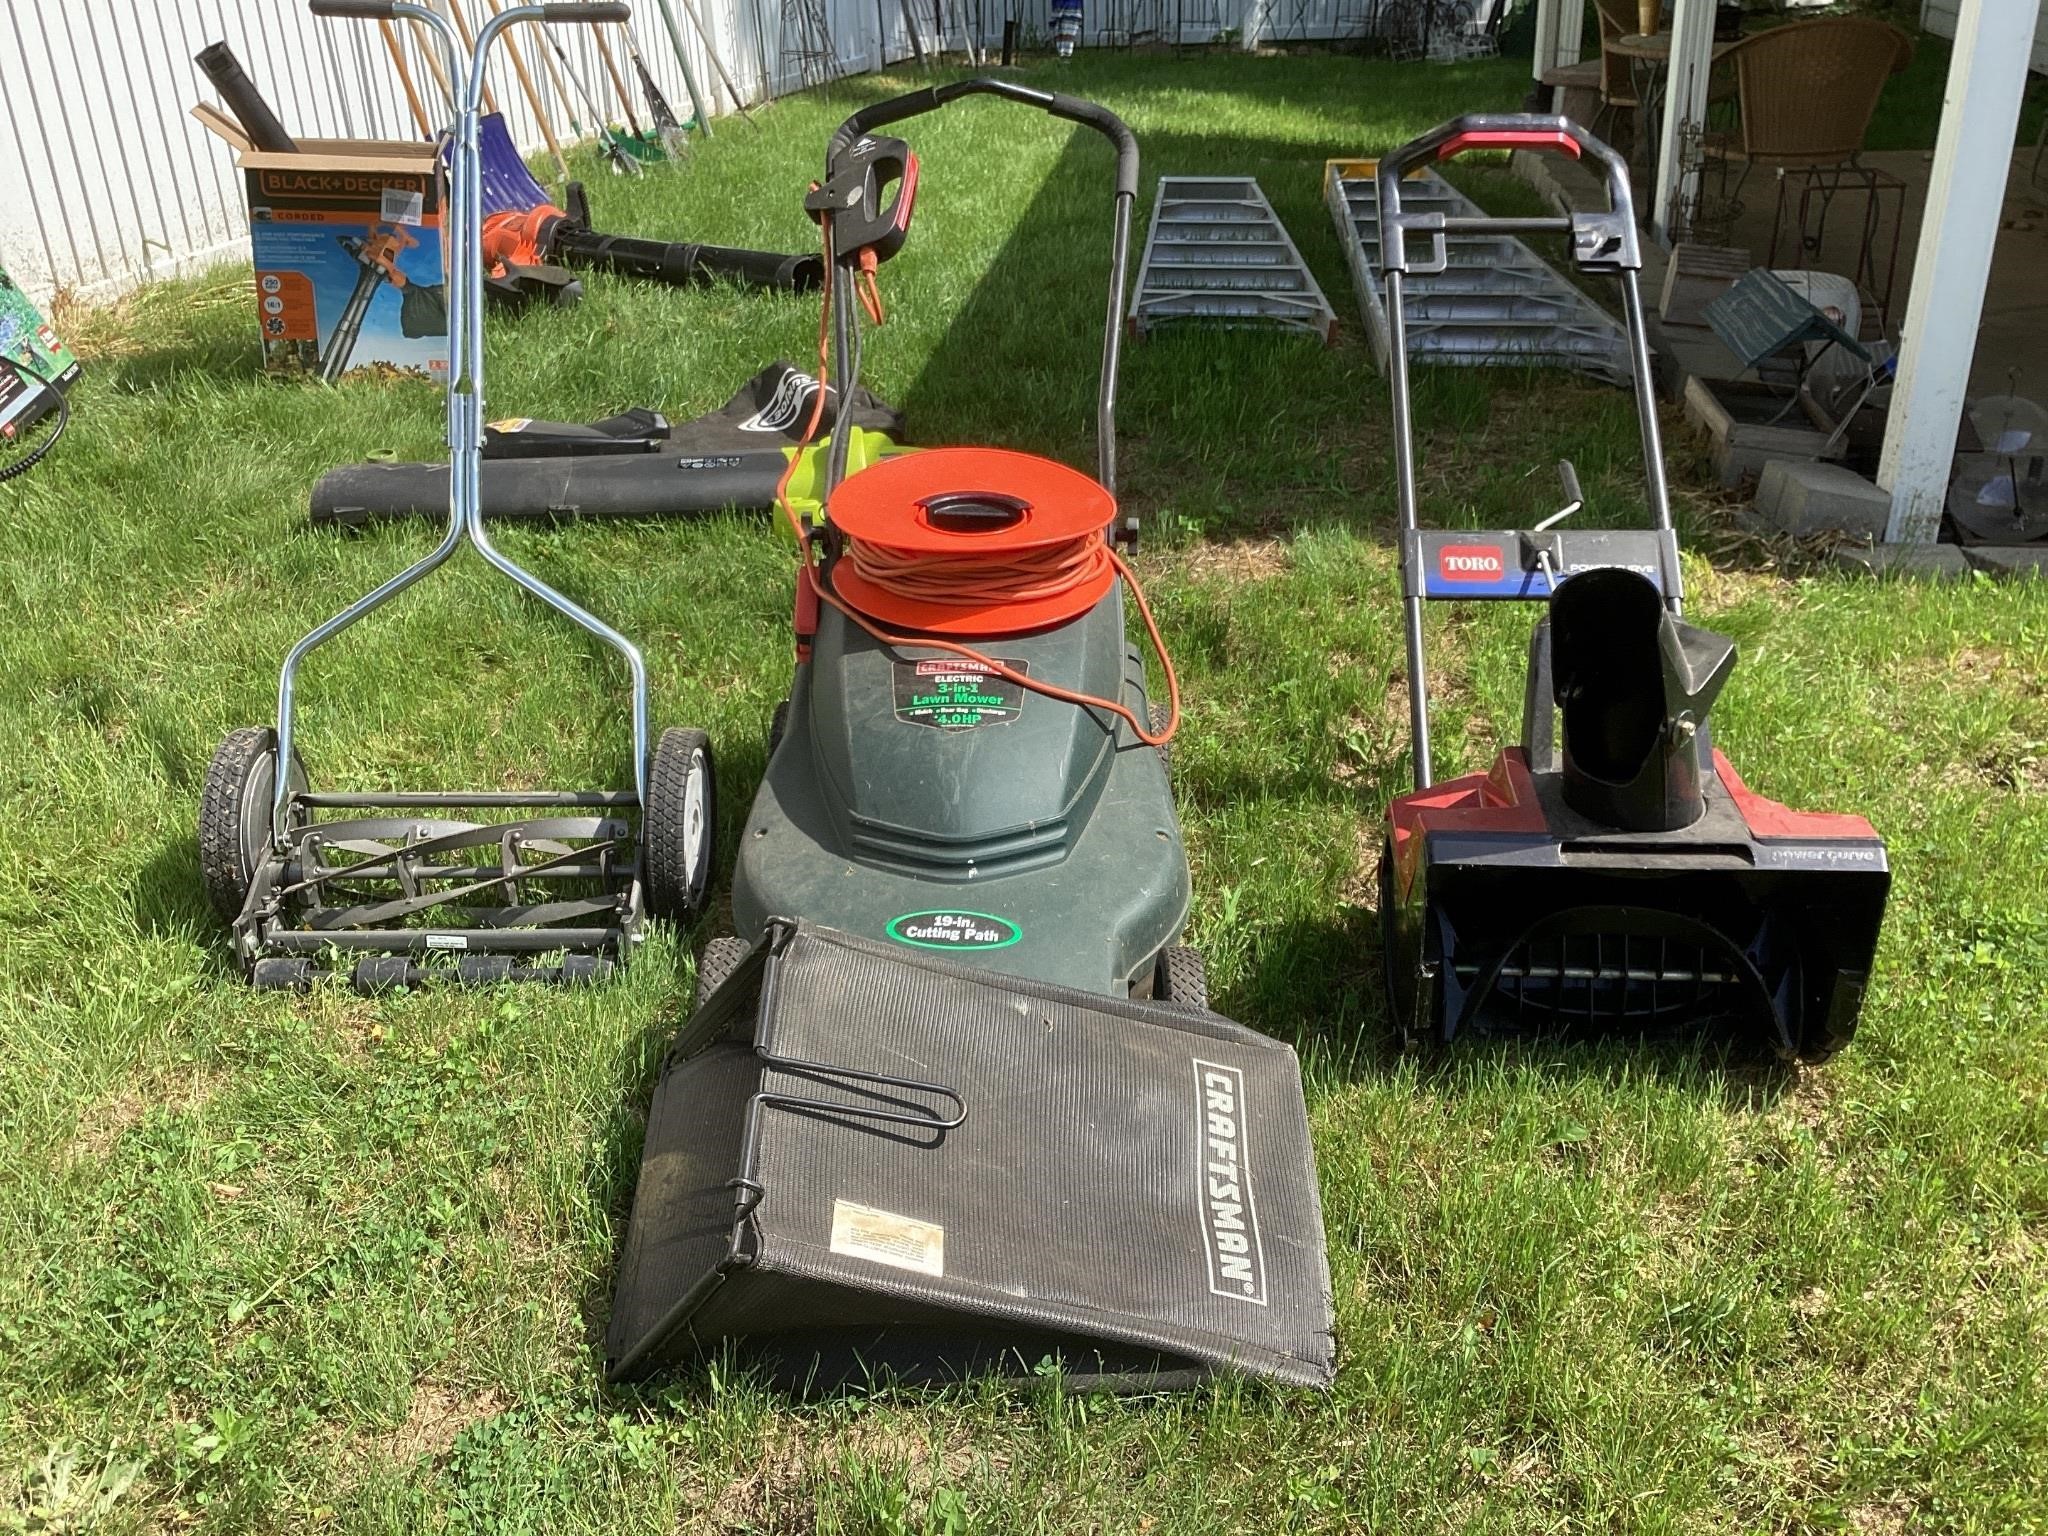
[{"left": 1438, "top": 544, "right": 1506, "bottom": 582}]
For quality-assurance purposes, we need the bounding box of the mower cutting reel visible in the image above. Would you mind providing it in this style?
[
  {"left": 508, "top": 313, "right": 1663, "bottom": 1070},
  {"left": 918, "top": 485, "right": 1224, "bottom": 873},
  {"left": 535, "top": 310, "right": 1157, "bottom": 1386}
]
[
  {"left": 1374, "top": 116, "right": 1889, "bottom": 1063},
  {"left": 200, "top": 0, "right": 715, "bottom": 994}
]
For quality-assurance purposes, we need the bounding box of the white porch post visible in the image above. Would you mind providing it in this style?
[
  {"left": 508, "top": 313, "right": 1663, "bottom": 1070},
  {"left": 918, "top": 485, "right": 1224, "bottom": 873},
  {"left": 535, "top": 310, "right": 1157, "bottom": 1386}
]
[
  {"left": 1878, "top": 0, "right": 2035, "bottom": 542},
  {"left": 1651, "top": 0, "right": 1715, "bottom": 245},
  {"left": 1531, "top": 0, "right": 1587, "bottom": 83}
]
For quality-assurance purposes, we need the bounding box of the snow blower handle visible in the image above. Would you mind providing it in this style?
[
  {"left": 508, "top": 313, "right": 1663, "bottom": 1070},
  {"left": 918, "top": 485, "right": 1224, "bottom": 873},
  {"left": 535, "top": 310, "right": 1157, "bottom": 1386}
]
[
  {"left": 1379, "top": 113, "right": 1671, "bottom": 550},
  {"left": 1374, "top": 114, "right": 1639, "bottom": 280},
  {"left": 1379, "top": 115, "right": 1674, "bottom": 794}
]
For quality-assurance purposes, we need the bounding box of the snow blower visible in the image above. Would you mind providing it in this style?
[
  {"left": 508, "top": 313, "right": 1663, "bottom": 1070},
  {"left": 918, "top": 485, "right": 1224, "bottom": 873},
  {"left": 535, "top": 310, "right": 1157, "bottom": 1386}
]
[
  {"left": 1374, "top": 116, "right": 1889, "bottom": 1063},
  {"left": 605, "top": 80, "right": 1335, "bottom": 1393},
  {"left": 199, "top": 0, "right": 715, "bottom": 993}
]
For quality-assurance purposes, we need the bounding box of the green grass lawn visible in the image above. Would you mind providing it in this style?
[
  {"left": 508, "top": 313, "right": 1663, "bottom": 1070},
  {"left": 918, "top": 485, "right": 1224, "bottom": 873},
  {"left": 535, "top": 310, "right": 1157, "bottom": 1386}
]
[{"left": 4, "top": 46, "right": 2046, "bottom": 1536}]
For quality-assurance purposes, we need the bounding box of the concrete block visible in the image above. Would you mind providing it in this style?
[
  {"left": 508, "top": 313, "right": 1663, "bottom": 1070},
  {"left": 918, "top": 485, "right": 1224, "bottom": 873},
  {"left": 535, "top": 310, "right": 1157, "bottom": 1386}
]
[
  {"left": 1756, "top": 459, "right": 1892, "bottom": 537},
  {"left": 1686, "top": 376, "right": 1832, "bottom": 489},
  {"left": 1961, "top": 544, "right": 2048, "bottom": 577},
  {"left": 1830, "top": 542, "right": 1974, "bottom": 580}
]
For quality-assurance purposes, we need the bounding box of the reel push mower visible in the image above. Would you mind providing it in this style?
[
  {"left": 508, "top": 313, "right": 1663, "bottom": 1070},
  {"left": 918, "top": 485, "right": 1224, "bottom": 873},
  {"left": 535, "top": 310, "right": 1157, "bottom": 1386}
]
[
  {"left": 1374, "top": 116, "right": 1889, "bottom": 1063},
  {"left": 605, "top": 81, "right": 1334, "bottom": 1392},
  {"left": 198, "top": 0, "right": 715, "bottom": 994}
]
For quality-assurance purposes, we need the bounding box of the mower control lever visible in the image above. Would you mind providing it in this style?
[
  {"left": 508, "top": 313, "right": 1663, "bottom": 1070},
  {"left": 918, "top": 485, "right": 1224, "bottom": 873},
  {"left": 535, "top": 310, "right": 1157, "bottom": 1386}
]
[
  {"left": 1535, "top": 460, "right": 1584, "bottom": 533},
  {"left": 1523, "top": 461, "right": 1586, "bottom": 581}
]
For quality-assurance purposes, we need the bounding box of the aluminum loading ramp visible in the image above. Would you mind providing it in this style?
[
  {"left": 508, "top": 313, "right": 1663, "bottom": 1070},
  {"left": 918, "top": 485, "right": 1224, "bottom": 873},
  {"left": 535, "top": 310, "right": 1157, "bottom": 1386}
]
[
  {"left": 1130, "top": 177, "right": 1338, "bottom": 340},
  {"left": 1324, "top": 159, "right": 1630, "bottom": 383}
]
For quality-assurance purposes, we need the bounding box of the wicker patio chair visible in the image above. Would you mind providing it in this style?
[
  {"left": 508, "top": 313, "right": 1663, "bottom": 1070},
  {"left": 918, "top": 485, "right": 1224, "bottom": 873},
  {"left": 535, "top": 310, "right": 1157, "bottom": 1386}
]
[
  {"left": 1705, "top": 16, "right": 1913, "bottom": 322},
  {"left": 1704, "top": 16, "right": 1911, "bottom": 172}
]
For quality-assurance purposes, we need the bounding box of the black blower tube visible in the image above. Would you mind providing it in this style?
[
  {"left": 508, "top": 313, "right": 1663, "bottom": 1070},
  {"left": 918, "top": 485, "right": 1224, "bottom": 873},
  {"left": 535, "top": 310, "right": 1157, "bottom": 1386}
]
[
  {"left": 194, "top": 42, "right": 299, "bottom": 152},
  {"left": 547, "top": 226, "right": 823, "bottom": 294},
  {"left": 310, "top": 451, "right": 798, "bottom": 528}
]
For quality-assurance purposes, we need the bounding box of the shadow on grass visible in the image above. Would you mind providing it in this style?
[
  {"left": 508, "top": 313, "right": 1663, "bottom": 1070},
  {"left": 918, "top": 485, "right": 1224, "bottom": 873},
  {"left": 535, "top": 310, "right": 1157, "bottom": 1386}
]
[
  {"left": 93, "top": 328, "right": 265, "bottom": 394},
  {"left": 128, "top": 831, "right": 220, "bottom": 948},
  {"left": 1249, "top": 901, "right": 1800, "bottom": 1112}
]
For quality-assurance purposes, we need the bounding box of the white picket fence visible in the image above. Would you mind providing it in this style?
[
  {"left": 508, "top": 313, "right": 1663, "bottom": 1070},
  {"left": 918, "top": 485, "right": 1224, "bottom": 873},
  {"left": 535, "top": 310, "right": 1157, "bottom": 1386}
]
[{"left": 0, "top": 0, "right": 1390, "bottom": 308}]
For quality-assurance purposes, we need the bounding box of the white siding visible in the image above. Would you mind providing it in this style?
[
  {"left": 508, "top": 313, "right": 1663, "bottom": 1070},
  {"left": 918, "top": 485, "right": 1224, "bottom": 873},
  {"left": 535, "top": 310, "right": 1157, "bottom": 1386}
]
[
  {"left": 0, "top": 0, "right": 924, "bottom": 306},
  {"left": 0, "top": 0, "right": 1414, "bottom": 305},
  {"left": 1920, "top": 0, "right": 2048, "bottom": 74}
]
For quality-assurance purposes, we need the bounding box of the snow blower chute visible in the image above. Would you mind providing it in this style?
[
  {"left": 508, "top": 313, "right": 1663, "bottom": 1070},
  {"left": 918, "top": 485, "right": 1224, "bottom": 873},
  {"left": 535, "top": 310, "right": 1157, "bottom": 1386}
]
[
  {"left": 197, "top": 0, "right": 716, "bottom": 993},
  {"left": 605, "top": 80, "right": 1335, "bottom": 1393},
  {"left": 1374, "top": 116, "right": 1888, "bottom": 1063}
]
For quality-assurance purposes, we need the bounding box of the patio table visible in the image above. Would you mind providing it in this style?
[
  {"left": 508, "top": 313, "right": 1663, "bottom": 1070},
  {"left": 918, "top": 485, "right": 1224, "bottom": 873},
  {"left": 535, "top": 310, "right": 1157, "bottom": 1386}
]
[{"left": 1608, "top": 30, "right": 1737, "bottom": 181}]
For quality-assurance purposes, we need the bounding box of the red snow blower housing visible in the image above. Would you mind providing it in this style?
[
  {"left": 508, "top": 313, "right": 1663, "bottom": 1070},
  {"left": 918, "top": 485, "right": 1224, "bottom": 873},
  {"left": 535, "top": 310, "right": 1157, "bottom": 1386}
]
[{"left": 1375, "top": 116, "right": 1889, "bottom": 1063}]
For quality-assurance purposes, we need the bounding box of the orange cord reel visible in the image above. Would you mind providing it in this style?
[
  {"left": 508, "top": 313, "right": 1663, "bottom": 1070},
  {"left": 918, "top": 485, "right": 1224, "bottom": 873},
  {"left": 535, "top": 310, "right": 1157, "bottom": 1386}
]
[{"left": 824, "top": 448, "right": 1120, "bottom": 636}]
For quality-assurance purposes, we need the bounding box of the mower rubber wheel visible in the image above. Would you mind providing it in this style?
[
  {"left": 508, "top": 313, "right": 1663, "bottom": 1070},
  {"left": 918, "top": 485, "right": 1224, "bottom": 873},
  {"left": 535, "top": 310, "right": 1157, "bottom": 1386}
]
[
  {"left": 768, "top": 699, "right": 790, "bottom": 757},
  {"left": 198, "top": 726, "right": 305, "bottom": 926},
  {"left": 1148, "top": 701, "right": 1172, "bottom": 776},
  {"left": 644, "top": 727, "right": 716, "bottom": 924},
  {"left": 1153, "top": 945, "right": 1209, "bottom": 1012},
  {"left": 693, "top": 935, "right": 752, "bottom": 1009}
]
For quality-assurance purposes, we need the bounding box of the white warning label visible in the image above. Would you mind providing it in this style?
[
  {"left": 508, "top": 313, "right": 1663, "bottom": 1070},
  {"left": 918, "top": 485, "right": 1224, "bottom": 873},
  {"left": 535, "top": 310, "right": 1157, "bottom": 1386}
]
[{"left": 829, "top": 1199, "right": 945, "bottom": 1277}]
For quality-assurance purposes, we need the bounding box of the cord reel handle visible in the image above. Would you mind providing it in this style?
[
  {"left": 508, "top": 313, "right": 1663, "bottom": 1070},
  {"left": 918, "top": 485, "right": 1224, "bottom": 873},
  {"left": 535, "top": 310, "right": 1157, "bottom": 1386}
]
[{"left": 807, "top": 135, "right": 919, "bottom": 268}]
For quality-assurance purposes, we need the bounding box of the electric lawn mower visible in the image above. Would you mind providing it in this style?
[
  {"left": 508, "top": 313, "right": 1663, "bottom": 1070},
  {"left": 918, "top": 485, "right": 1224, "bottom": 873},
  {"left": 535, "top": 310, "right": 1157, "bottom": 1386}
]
[
  {"left": 197, "top": 0, "right": 716, "bottom": 993},
  {"left": 606, "top": 80, "right": 1335, "bottom": 1392},
  {"left": 1374, "top": 116, "right": 1889, "bottom": 1062}
]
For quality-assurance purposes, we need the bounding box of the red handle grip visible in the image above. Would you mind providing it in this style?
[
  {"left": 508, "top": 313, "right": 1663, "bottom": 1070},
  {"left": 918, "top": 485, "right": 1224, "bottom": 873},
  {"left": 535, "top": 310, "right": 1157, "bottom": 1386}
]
[{"left": 1435, "top": 129, "right": 1582, "bottom": 161}]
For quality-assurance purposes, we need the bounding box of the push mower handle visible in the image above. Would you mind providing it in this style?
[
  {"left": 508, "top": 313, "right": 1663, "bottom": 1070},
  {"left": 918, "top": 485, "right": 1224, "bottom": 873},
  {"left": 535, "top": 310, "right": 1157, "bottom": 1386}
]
[
  {"left": 1375, "top": 113, "right": 1639, "bottom": 277},
  {"left": 313, "top": 0, "right": 627, "bottom": 18},
  {"left": 828, "top": 79, "right": 1139, "bottom": 200},
  {"left": 819, "top": 78, "right": 1139, "bottom": 500}
]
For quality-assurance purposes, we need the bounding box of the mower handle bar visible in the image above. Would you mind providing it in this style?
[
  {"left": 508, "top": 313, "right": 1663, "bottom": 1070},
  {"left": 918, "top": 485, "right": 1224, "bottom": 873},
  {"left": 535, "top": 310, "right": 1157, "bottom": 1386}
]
[
  {"left": 828, "top": 79, "right": 1140, "bottom": 200},
  {"left": 276, "top": 1, "right": 650, "bottom": 844},
  {"left": 312, "top": 0, "right": 629, "bottom": 19},
  {"left": 1378, "top": 114, "right": 1673, "bottom": 794},
  {"left": 819, "top": 79, "right": 1138, "bottom": 500}
]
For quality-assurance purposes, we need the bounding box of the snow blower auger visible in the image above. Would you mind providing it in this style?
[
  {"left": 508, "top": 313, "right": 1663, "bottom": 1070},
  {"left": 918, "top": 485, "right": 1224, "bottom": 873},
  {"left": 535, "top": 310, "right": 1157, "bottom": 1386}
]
[
  {"left": 198, "top": 0, "right": 715, "bottom": 995},
  {"left": 605, "top": 80, "right": 1335, "bottom": 1394},
  {"left": 1374, "top": 116, "right": 1888, "bottom": 1064}
]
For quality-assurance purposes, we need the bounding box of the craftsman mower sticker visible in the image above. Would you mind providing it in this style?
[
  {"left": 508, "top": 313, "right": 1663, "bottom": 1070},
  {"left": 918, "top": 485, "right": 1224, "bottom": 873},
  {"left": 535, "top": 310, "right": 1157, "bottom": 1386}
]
[
  {"left": 893, "top": 658, "right": 1027, "bottom": 729},
  {"left": 885, "top": 911, "right": 1021, "bottom": 950},
  {"left": 1194, "top": 1061, "right": 1267, "bottom": 1306}
]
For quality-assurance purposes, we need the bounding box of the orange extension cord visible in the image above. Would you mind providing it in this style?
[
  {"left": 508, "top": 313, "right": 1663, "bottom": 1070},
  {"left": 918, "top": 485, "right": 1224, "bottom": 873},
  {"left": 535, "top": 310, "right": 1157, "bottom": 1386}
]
[{"left": 773, "top": 212, "right": 1179, "bottom": 748}]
